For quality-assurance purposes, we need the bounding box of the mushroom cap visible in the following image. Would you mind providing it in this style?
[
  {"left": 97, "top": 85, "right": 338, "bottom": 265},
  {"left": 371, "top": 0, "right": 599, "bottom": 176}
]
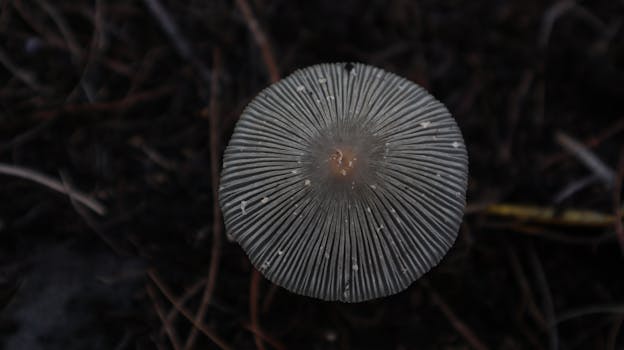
[{"left": 219, "top": 63, "right": 468, "bottom": 302}]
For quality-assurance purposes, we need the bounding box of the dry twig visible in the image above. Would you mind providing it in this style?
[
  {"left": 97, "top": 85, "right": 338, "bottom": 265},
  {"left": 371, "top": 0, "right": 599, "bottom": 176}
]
[
  {"left": 235, "top": 0, "right": 280, "bottom": 83},
  {"left": 614, "top": 147, "right": 624, "bottom": 253},
  {"left": 538, "top": 0, "right": 575, "bottom": 48},
  {"left": 35, "top": 85, "right": 174, "bottom": 119},
  {"left": 148, "top": 270, "right": 233, "bottom": 350},
  {"left": 60, "top": 172, "right": 125, "bottom": 254},
  {"left": 146, "top": 283, "right": 183, "bottom": 350},
  {"left": 607, "top": 315, "right": 623, "bottom": 350},
  {"left": 233, "top": 3, "right": 281, "bottom": 346},
  {"left": 501, "top": 70, "right": 534, "bottom": 161},
  {"left": 556, "top": 131, "right": 616, "bottom": 187},
  {"left": 242, "top": 323, "right": 287, "bottom": 350},
  {"left": 0, "top": 46, "right": 49, "bottom": 93},
  {"left": 160, "top": 278, "right": 205, "bottom": 339},
  {"left": 528, "top": 247, "right": 559, "bottom": 350},
  {"left": 250, "top": 269, "right": 266, "bottom": 350},
  {"left": 541, "top": 119, "right": 624, "bottom": 170},
  {"left": 553, "top": 174, "right": 599, "bottom": 203},
  {"left": 66, "top": 0, "right": 105, "bottom": 103},
  {"left": 425, "top": 283, "right": 490, "bottom": 350},
  {"left": 34, "top": 0, "right": 82, "bottom": 60},
  {"left": 555, "top": 304, "right": 624, "bottom": 324},
  {"left": 142, "top": 0, "right": 211, "bottom": 84},
  {"left": 184, "top": 47, "right": 224, "bottom": 350},
  {"left": 484, "top": 203, "right": 618, "bottom": 227},
  {"left": 0, "top": 162, "right": 106, "bottom": 215},
  {"left": 508, "top": 247, "right": 548, "bottom": 329},
  {"left": 539, "top": 1, "right": 607, "bottom": 48}
]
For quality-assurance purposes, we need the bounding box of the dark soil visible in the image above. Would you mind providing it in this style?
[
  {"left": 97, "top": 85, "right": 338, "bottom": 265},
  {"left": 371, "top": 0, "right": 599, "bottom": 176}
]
[{"left": 1, "top": 0, "right": 623, "bottom": 349}]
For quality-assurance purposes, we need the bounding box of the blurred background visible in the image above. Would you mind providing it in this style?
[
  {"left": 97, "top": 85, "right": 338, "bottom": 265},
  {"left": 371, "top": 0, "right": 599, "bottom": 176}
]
[{"left": 1, "top": 0, "right": 623, "bottom": 349}]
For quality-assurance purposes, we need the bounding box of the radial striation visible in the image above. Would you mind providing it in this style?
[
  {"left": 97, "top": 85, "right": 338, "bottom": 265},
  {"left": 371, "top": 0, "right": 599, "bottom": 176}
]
[{"left": 219, "top": 63, "right": 468, "bottom": 302}]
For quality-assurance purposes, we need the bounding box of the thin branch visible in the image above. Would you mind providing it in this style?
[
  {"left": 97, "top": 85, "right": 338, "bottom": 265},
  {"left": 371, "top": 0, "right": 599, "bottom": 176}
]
[
  {"left": 528, "top": 247, "right": 559, "bottom": 350},
  {"left": 556, "top": 131, "right": 616, "bottom": 187},
  {"left": 484, "top": 203, "right": 617, "bottom": 227},
  {"left": 553, "top": 174, "right": 599, "bottom": 203},
  {"left": 541, "top": 119, "right": 624, "bottom": 170},
  {"left": 555, "top": 304, "right": 624, "bottom": 324},
  {"left": 142, "top": 0, "right": 211, "bottom": 84},
  {"left": 11, "top": 0, "right": 68, "bottom": 49},
  {"left": 485, "top": 222, "right": 615, "bottom": 245},
  {"left": 425, "top": 283, "right": 490, "bottom": 350},
  {"left": 34, "top": 0, "right": 82, "bottom": 61},
  {"left": 235, "top": 2, "right": 282, "bottom": 346},
  {"left": 538, "top": 0, "right": 608, "bottom": 48},
  {"left": 501, "top": 69, "right": 534, "bottom": 161},
  {"left": 184, "top": 47, "right": 224, "bottom": 350},
  {"left": 250, "top": 269, "right": 266, "bottom": 350},
  {"left": 261, "top": 284, "right": 279, "bottom": 313},
  {"left": 235, "top": 0, "right": 280, "bottom": 83},
  {"left": 148, "top": 270, "right": 233, "bottom": 350},
  {"left": 538, "top": 0, "right": 575, "bottom": 48},
  {"left": 0, "top": 45, "right": 49, "bottom": 93},
  {"left": 0, "top": 118, "right": 55, "bottom": 153},
  {"left": 35, "top": 85, "right": 174, "bottom": 119},
  {"left": 113, "top": 332, "right": 133, "bottom": 350},
  {"left": 66, "top": 0, "right": 105, "bottom": 103},
  {"left": 60, "top": 172, "right": 124, "bottom": 254},
  {"left": 129, "top": 137, "right": 178, "bottom": 171},
  {"left": 146, "top": 284, "right": 183, "bottom": 350},
  {"left": 607, "top": 315, "right": 623, "bottom": 350},
  {"left": 160, "top": 278, "right": 205, "bottom": 338},
  {"left": 507, "top": 246, "right": 547, "bottom": 329},
  {"left": 614, "top": 147, "right": 624, "bottom": 253},
  {"left": 0, "top": 162, "right": 106, "bottom": 215},
  {"left": 242, "top": 323, "right": 287, "bottom": 350}
]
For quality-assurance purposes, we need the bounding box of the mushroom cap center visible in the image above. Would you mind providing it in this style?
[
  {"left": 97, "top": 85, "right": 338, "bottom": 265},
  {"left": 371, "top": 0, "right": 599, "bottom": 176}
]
[{"left": 328, "top": 147, "right": 357, "bottom": 179}]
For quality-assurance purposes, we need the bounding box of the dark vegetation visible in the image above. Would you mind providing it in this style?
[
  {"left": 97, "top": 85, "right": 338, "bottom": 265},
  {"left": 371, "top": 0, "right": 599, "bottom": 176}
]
[{"left": 1, "top": 0, "right": 623, "bottom": 349}]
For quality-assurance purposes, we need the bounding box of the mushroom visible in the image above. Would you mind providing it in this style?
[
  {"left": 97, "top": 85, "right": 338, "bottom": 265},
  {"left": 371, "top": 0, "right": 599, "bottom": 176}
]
[{"left": 219, "top": 63, "right": 468, "bottom": 302}]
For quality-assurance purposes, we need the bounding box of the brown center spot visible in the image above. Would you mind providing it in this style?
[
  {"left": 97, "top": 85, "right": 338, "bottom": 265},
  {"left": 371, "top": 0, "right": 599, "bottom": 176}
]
[{"left": 329, "top": 147, "right": 357, "bottom": 179}]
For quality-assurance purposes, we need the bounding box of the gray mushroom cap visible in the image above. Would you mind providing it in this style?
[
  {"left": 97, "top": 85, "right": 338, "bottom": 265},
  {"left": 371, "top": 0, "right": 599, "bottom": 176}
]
[{"left": 219, "top": 63, "right": 468, "bottom": 302}]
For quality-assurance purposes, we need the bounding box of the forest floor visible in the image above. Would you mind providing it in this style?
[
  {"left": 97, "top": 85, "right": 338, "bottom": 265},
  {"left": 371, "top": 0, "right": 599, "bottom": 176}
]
[{"left": 1, "top": 0, "right": 623, "bottom": 349}]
